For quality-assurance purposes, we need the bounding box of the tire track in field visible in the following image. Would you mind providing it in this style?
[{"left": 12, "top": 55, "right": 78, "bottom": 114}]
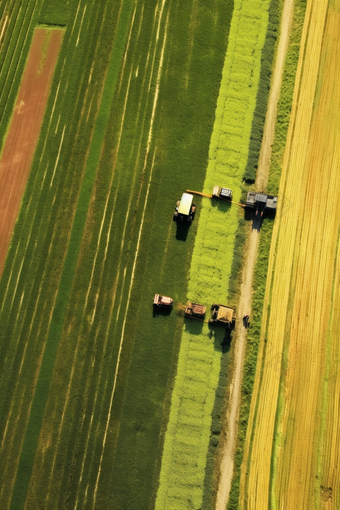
[
  {"left": 19, "top": 1, "right": 140, "bottom": 506},
  {"left": 0, "top": 14, "right": 8, "bottom": 43},
  {"left": 43, "top": 64, "right": 135, "bottom": 507}
]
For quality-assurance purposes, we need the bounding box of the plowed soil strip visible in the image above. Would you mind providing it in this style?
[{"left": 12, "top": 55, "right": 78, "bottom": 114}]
[{"left": 0, "top": 27, "right": 63, "bottom": 276}]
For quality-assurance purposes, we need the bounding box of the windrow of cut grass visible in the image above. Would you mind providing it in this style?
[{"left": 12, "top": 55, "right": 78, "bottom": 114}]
[
  {"left": 0, "top": 1, "right": 129, "bottom": 508},
  {"left": 227, "top": 1, "right": 307, "bottom": 508},
  {"left": 155, "top": 0, "right": 276, "bottom": 508},
  {"left": 13, "top": 1, "right": 237, "bottom": 509}
]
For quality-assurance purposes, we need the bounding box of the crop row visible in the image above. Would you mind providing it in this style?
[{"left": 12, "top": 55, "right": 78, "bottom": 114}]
[
  {"left": 0, "top": 1, "right": 127, "bottom": 508},
  {"left": 244, "top": 0, "right": 280, "bottom": 182},
  {"left": 226, "top": 0, "right": 308, "bottom": 508},
  {"left": 155, "top": 0, "right": 277, "bottom": 508}
]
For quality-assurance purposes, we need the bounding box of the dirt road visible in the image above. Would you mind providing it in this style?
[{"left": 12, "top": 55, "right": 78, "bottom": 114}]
[{"left": 215, "top": 0, "right": 294, "bottom": 508}]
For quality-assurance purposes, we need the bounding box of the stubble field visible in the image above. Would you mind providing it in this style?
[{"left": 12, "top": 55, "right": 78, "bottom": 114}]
[{"left": 239, "top": 0, "right": 340, "bottom": 508}]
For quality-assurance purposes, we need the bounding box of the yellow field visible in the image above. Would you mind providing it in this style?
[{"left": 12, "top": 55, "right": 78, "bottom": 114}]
[{"left": 239, "top": 0, "right": 340, "bottom": 508}]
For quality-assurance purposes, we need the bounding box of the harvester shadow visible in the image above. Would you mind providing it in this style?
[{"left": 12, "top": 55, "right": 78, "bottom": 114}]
[{"left": 208, "top": 324, "right": 233, "bottom": 353}]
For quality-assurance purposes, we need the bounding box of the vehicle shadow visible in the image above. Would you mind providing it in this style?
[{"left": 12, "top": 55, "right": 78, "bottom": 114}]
[
  {"left": 184, "top": 317, "right": 204, "bottom": 334},
  {"left": 153, "top": 305, "right": 172, "bottom": 317},
  {"left": 175, "top": 221, "right": 190, "bottom": 241},
  {"left": 208, "top": 323, "right": 234, "bottom": 353}
]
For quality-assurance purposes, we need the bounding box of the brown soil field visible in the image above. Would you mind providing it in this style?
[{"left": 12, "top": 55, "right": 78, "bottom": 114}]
[
  {"left": 0, "top": 27, "right": 63, "bottom": 275},
  {"left": 239, "top": 0, "right": 340, "bottom": 508}
]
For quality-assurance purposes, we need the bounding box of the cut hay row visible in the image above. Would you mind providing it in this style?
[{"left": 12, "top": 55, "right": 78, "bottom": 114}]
[
  {"left": 155, "top": 0, "right": 274, "bottom": 508},
  {"left": 239, "top": 0, "right": 340, "bottom": 508}
]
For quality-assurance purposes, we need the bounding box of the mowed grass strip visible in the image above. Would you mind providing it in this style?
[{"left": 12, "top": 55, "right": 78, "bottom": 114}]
[
  {"left": 0, "top": 1, "right": 128, "bottom": 508},
  {"left": 22, "top": 1, "right": 237, "bottom": 509},
  {"left": 155, "top": 0, "right": 273, "bottom": 508}
]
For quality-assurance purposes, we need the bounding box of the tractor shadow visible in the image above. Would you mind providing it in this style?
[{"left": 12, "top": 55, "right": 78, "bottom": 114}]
[
  {"left": 175, "top": 221, "right": 190, "bottom": 242},
  {"left": 152, "top": 305, "right": 173, "bottom": 318},
  {"left": 211, "top": 198, "right": 232, "bottom": 213}
]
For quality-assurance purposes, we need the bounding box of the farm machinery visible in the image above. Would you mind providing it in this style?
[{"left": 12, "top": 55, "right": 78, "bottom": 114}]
[
  {"left": 184, "top": 301, "right": 206, "bottom": 319},
  {"left": 153, "top": 294, "right": 173, "bottom": 308},
  {"left": 173, "top": 193, "right": 196, "bottom": 223},
  {"left": 209, "top": 304, "right": 235, "bottom": 328}
]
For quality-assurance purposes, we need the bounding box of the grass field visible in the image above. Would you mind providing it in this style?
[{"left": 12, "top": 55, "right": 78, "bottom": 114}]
[
  {"left": 239, "top": 0, "right": 340, "bottom": 508},
  {"left": 2, "top": 0, "right": 329, "bottom": 508}
]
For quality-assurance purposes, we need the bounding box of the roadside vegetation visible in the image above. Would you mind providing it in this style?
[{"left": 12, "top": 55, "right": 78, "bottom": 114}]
[{"left": 227, "top": 1, "right": 307, "bottom": 507}]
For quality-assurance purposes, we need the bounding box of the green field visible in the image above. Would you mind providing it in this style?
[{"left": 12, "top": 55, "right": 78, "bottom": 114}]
[
  {"left": 0, "top": 0, "right": 284, "bottom": 508},
  {"left": 0, "top": 0, "right": 236, "bottom": 508}
]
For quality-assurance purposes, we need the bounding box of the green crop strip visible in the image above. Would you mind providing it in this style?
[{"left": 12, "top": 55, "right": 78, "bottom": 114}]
[
  {"left": 155, "top": 0, "right": 275, "bottom": 508},
  {"left": 227, "top": 1, "right": 308, "bottom": 508},
  {"left": 7, "top": 2, "right": 136, "bottom": 509}
]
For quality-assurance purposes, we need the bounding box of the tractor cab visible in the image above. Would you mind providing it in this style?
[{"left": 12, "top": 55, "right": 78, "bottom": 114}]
[
  {"left": 154, "top": 294, "right": 173, "bottom": 307},
  {"left": 212, "top": 185, "right": 233, "bottom": 201},
  {"left": 173, "top": 193, "right": 196, "bottom": 222}
]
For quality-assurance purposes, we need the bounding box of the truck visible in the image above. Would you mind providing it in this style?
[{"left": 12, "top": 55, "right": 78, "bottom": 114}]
[
  {"left": 153, "top": 294, "right": 173, "bottom": 308},
  {"left": 184, "top": 301, "right": 206, "bottom": 319}
]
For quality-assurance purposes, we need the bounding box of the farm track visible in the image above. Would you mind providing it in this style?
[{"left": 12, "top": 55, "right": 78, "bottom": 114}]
[{"left": 239, "top": 0, "right": 340, "bottom": 508}]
